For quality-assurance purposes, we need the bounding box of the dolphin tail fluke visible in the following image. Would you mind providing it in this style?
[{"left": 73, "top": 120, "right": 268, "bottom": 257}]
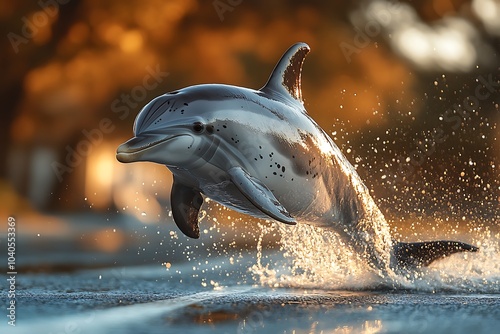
[{"left": 393, "top": 240, "right": 478, "bottom": 269}]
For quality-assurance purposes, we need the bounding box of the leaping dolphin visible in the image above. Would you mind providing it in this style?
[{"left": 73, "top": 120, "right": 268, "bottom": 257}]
[{"left": 116, "top": 42, "right": 477, "bottom": 273}]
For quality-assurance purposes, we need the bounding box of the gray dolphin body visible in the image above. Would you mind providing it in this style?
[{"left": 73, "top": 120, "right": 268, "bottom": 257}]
[{"left": 117, "top": 43, "right": 477, "bottom": 273}]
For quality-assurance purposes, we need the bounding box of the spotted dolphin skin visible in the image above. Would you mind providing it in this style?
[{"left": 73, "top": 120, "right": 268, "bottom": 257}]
[{"left": 116, "top": 43, "right": 477, "bottom": 272}]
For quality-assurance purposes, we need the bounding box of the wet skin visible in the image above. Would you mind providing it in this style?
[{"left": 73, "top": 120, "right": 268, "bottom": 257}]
[{"left": 117, "top": 43, "right": 477, "bottom": 273}]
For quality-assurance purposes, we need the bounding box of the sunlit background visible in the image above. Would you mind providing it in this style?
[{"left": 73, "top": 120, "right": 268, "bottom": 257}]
[{"left": 0, "top": 0, "right": 499, "bottom": 270}]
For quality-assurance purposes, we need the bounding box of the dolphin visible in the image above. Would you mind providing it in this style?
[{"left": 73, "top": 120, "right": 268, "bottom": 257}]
[{"left": 116, "top": 42, "right": 477, "bottom": 273}]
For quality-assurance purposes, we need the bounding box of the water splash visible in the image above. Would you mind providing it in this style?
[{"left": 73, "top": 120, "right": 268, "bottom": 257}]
[
  {"left": 251, "top": 223, "right": 380, "bottom": 289},
  {"left": 250, "top": 220, "right": 500, "bottom": 293}
]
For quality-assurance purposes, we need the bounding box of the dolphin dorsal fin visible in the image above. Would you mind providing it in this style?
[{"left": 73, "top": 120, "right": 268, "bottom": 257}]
[{"left": 260, "top": 42, "right": 310, "bottom": 104}]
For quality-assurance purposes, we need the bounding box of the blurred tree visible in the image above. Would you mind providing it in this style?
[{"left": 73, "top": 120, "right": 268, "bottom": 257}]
[{"left": 0, "top": 0, "right": 498, "bottom": 226}]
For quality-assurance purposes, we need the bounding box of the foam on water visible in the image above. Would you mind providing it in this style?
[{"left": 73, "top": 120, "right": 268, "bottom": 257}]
[{"left": 250, "top": 221, "right": 500, "bottom": 293}]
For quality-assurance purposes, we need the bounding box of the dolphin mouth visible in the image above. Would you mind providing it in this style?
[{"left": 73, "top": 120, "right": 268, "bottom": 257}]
[{"left": 116, "top": 134, "right": 185, "bottom": 163}]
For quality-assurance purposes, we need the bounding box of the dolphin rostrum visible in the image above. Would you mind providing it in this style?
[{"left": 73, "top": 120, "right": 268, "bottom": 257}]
[{"left": 117, "top": 42, "right": 477, "bottom": 273}]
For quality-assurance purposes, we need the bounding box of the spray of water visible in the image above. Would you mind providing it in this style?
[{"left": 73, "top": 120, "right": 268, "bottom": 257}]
[{"left": 250, "top": 219, "right": 500, "bottom": 293}]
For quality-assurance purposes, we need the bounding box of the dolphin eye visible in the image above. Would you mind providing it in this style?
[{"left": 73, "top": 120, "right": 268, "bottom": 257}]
[{"left": 192, "top": 122, "right": 205, "bottom": 133}]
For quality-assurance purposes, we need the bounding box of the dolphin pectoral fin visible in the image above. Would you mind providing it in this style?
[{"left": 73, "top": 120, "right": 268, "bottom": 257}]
[
  {"left": 228, "top": 167, "right": 296, "bottom": 225},
  {"left": 171, "top": 178, "right": 203, "bottom": 239},
  {"left": 260, "top": 42, "right": 310, "bottom": 104},
  {"left": 393, "top": 240, "right": 478, "bottom": 269}
]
